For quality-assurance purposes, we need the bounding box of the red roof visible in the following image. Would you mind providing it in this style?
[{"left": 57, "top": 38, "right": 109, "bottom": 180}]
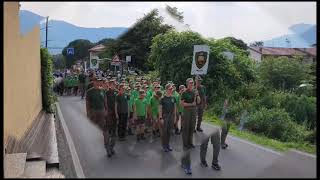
[
  {"left": 249, "top": 47, "right": 316, "bottom": 57},
  {"left": 88, "top": 44, "right": 106, "bottom": 52}
]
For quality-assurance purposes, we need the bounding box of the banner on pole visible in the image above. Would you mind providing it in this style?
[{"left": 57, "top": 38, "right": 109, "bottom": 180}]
[{"left": 191, "top": 45, "right": 210, "bottom": 75}]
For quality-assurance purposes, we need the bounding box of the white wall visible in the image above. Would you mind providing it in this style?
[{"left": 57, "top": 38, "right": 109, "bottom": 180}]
[{"left": 248, "top": 49, "right": 262, "bottom": 63}]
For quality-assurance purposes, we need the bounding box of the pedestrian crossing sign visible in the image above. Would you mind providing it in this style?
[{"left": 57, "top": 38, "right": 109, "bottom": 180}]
[{"left": 67, "top": 48, "right": 74, "bottom": 55}]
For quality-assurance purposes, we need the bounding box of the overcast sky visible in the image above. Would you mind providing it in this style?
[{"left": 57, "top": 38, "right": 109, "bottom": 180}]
[{"left": 20, "top": 1, "right": 316, "bottom": 44}]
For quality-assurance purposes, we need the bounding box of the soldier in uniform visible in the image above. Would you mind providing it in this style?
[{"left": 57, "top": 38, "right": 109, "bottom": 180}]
[
  {"left": 199, "top": 127, "right": 222, "bottom": 171},
  {"left": 78, "top": 70, "right": 87, "bottom": 99},
  {"left": 159, "top": 83, "right": 176, "bottom": 152},
  {"left": 172, "top": 84, "right": 181, "bottom": 135},
  {"left": 221, "top": 99, "right": 231, "bottom": 149},
  {"left": 115, "top": 84, "right": 130, "bottom": 141},
  {"left": 105, "top": 79, "right": 118, "bottom": 157},
  {"left": 195, "top": 76, "right": 208, "bottom": 132},
  {"left": 180, "top": 78, "right": 200, "bottom": 175},
  {"left": 86, "top": 79, "right": 109, "bottom": 155}
]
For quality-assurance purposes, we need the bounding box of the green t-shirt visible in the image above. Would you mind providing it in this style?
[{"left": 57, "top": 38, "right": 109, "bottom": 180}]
[
  {"left": 150, "top": 96, "right": 160, "bottom": 118},
  {"left": 87, "top": 88, "right": 105, "bottom": 111},
  {"left": 146, "top": 89, "right": 153, "bottom": 103},
  {"left": 131, "top": 90, "right": 139, "bottom": 101},
  {"left": 134, "top": 98, "right": 147, "bottom": 117},
  {"left": 181, "top": 89, "right": 195, "bottom": 104},
  {"left": 173, "top": 91, "right": 183, "bottom": 113},
  {"left": 160, "top": 96, "right": 176, "bottom": 114},
  {"left": 64, "top": 77, "right": 71, "bottom": 87},
  {"left": 116, "top": 93, "right": 129, "bottom": 114},
  {"left": 106, "top": 89, "right": 117, "bottom": 111}
]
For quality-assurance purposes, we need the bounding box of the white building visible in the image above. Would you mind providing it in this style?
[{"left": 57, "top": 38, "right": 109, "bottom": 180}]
[{"left": 248, "top": 46, "right": 316, "bottom": 64}]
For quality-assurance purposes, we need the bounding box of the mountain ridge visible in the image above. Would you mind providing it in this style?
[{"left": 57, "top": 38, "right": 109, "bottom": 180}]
[{"left": 19, "top": 10, "right": 128, "bottom": 54}]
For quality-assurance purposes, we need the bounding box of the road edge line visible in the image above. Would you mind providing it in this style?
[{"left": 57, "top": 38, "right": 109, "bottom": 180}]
[
  {"left": 203, "top": 122, "right": 283, "bottom": 156},
  {"left": 55, "top": 102, "right": 85, "bottom": 178}
]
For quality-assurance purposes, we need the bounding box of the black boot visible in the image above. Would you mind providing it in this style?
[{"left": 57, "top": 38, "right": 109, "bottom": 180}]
[
  {"left": 128, "top": 128, "right": 134, "bottom": 136},
  {"left": 141, "top": 133, "right": 146, "bottom": 140},
  {"left": 137, "top": 134, "right": 140, "bottom": 141}
]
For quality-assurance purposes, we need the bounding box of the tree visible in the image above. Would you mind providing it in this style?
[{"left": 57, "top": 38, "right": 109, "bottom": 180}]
[
  {"left": 148, "top": 31, "right": 256, "bottom": 103},
  {"left": 107, "top": 9, "right": 173, "bottom": 71},
  {"left": 258, "top": 56, "right": 309, "bottom": 91},
  {"left": 223, "top": 37, "right": 248, "bottom": 51},
  {"left": 62, "top": 39, "right": 94, "bottom": 68},
  {"left": 250, "top": 41, "right": 264, "bottom": 47},
  {"left": 52, "top": 54, "right": 66, "bottom": 70}
]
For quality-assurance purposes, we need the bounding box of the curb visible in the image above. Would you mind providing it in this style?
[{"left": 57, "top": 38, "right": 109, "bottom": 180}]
[{"left": 55, "top": 102, "right": 85, "bottom": 178}]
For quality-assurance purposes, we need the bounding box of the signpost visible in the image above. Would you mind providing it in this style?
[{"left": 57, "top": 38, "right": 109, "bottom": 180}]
[
  {"left": 126, "top": 56, "right": 131, "bottom": 62},
  {"left": 191, "top": 45, "right": 210, "bottom": 75},
  {"left": 67, "top": 48, "right": 74, "bottom": 55}
]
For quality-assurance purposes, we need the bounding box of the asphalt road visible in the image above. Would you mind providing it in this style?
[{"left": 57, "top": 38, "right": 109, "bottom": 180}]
[{"left": 58, "top": 96, "right": 316, "bottom": 178}]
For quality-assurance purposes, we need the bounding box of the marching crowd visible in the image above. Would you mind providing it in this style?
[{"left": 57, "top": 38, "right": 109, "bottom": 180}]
[{"left": 55, "top": 68, "right": 231, "bottom": 175}]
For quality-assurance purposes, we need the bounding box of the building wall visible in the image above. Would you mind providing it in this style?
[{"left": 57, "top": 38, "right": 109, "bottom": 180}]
[
  {"left": 248, "top": 49, "right": 262, "bottom": 63},
  {"left": 4, "top": 2, "right": 42, "bottom": 142}
]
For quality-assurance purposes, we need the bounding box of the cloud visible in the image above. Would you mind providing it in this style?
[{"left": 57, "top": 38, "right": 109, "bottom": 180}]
[{"left": 20, "top": 2, "right": 316, "bottom": 43}]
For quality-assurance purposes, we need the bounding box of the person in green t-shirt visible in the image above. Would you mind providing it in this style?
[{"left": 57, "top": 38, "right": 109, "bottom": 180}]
[
  {"left": 143, "top": 84, "right": 153, "bottom": 134},
  {"left": 133, "top": 89, "right": 148, "bottom": 141},
  {"left": 178, "top": 85, "right": 186, "bottom": 130},
  {"left": 150, "top": 90, "right": 162, "bottom": 138},
  {"left": 172, "top": 84, "right": 181, "bottom": 135},
  {"left": 126, "top": 86, "right": 134, "bottom": 136},
  {"left": 159, "top": 83, "right": 176, "bottom": 152}
]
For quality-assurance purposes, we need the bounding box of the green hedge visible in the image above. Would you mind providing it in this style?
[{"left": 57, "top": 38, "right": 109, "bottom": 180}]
[
  {"left": 40, "top": 48, "right": 54, "bottom": 113},
  {"left": 245, "top": 107, "right": 308, "bottom": 143}
]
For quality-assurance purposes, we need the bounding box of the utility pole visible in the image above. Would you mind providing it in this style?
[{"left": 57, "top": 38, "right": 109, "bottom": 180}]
[{"left": 45, "top": 16, "right": 49, "bottom": 48}]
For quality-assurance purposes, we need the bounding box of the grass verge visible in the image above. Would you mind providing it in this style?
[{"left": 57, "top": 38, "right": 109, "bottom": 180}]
[{"left": 203, "top": 113, "right": 316, "bottom": 155}]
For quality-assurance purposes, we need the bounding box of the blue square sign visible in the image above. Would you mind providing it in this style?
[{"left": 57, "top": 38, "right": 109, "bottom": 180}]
[{"left": 67, "top": 48, "right": 74, "bottom": 55}]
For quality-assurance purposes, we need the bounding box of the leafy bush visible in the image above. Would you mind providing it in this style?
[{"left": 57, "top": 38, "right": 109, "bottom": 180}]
[
  {"left": 144, "top": 70, "right": 159, "bottom": 82},
  {"left": 245, "top": 107, "right": 308, "bottom": 142},
  {"left": 41, "top": 48, "right": 54, "bottom": 113},
  {"left": 281, "top": 94, "right": 316, "bottom": 130}
]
